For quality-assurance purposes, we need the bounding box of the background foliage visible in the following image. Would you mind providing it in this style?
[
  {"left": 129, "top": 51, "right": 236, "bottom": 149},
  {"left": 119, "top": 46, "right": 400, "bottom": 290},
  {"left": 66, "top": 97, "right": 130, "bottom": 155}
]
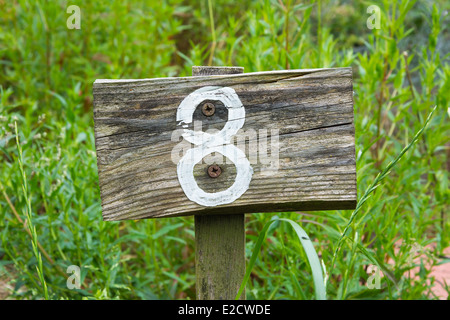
[{"left": 0, "top": 0, "right": 449, "bottom": 300}]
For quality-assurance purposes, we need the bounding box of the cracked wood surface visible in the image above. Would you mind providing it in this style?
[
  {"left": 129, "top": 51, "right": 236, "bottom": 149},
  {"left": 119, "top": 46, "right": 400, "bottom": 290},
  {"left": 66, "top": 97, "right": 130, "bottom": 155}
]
[{"left": 93, "top": 67, "right": 357, "bottom": 220}]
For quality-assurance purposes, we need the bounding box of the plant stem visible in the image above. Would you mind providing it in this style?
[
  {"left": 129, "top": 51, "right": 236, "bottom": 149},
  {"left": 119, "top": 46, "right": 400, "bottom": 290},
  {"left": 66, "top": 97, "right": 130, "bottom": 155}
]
[
  {"left": 14, "top": 122, "right": 50, "bottom": 299},
  {"left": 0, "top": 184, "right": 67, "bottom": 279},
  {"left": 207, "top": 0, "right": 216, "bottom": 66},
  {"left": 330, "top": 105, "right": 437, "bottom": 278}
]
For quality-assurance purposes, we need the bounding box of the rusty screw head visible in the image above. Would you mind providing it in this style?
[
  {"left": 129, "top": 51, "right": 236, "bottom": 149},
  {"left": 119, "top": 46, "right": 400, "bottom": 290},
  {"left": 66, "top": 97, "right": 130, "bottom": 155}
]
[
  {"left": 202, "top": 102, "right": 215, "bottom": 116},
  {"left": 207, "top": 165, "right": 221, "bottom": 178}
]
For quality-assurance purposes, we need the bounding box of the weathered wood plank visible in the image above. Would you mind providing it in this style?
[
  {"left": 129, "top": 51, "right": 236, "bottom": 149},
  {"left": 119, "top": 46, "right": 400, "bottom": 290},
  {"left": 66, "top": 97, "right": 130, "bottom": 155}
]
[{"left": 93, "top": 68, "right": 357, "bottom": 221}]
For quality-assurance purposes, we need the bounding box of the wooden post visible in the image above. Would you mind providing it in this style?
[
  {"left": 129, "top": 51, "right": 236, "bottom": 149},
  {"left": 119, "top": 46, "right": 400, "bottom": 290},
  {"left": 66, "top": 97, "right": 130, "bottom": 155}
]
[{"left": 192, "top": 66, "right": 245, "bottom": 300}]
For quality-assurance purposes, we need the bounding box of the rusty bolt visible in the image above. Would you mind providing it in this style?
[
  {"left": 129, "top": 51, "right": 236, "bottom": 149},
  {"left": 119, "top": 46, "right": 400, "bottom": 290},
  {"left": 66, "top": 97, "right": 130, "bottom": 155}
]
[
  {"left": 207, "top": 165, "right": 221, "bottom": 178},
  {"left": 202, "top": 102, "right": 215, "bottom": 116}
]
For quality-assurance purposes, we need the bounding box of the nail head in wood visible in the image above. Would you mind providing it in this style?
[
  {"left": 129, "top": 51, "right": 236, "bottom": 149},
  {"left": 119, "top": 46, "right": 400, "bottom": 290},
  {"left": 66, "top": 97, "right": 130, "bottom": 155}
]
[
  {"left": 207, "top": 164, "right": 222, "bottom": 178},
  {"left": 202, "top": 102, "right": 215, "bottom": 116}
]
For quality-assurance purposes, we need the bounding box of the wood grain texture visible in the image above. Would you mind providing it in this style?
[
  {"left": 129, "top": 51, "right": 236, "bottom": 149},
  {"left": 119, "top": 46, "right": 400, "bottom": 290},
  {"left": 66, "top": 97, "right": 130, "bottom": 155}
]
[
  {"left": 193, "top": 66, "right": 246, "bottom": 301},
  {"left": 195, "top": 213, "right": 245, "bottom": 300},
  {"left": 93, "top": 67, "right": 357, "bottom": 221}
]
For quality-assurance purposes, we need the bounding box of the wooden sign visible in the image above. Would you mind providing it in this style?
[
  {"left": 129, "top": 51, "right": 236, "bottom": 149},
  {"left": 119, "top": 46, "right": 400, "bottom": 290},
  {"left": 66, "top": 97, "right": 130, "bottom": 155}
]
[{"left": 93, "top": 67, "right": 356, "bottom": 221}]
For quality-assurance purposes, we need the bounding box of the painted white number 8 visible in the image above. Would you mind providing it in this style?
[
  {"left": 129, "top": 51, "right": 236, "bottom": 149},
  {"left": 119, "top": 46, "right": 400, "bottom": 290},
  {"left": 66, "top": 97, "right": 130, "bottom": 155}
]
[{"left": 176, "top": 86, "right": 253, "bottom": 207}]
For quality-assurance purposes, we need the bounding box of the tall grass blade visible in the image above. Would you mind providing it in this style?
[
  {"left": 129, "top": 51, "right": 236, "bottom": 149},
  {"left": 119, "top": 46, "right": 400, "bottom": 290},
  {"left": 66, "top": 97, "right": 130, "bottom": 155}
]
[
  {"left": 14, "top": 122, "right": 50, "bottom": 300},
  {"left": 235, "top": 217, "right": 326, "bottom": 300}
]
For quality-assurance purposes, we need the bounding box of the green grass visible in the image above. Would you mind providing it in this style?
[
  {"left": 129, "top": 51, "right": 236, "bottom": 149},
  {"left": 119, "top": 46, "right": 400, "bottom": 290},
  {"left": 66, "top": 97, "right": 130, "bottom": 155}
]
[{"left": 0, "top": 0, "right": 449, "bottom": 300}]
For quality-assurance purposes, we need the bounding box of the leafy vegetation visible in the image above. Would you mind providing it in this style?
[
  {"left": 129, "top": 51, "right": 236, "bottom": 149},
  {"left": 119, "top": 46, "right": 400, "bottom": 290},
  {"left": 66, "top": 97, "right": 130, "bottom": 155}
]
[{"left": 0, "top": 0, "right": 449, "bottom": 300}]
